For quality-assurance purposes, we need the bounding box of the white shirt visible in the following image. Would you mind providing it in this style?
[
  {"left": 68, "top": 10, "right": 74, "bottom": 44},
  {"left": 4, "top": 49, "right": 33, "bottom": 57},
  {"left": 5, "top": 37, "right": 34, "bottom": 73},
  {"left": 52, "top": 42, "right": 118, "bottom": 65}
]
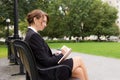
[{"left": 28, "top": 26, "right": 38, "bottom": 33}]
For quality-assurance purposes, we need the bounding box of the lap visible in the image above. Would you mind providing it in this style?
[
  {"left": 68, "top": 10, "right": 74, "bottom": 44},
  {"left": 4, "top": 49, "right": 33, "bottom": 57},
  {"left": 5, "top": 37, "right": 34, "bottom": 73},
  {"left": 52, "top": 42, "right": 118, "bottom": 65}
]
[
  {"left": 60, "top": 56, "right": 83, "bottom": 72},
  {"left": 60, "top": 58, "right": 73, "bottom": 70}
]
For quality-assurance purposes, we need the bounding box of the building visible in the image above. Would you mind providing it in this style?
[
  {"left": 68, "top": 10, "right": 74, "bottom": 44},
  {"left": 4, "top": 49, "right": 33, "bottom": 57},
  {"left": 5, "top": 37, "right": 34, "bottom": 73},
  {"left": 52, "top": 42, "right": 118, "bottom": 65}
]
[{"left": 102, "top": 0, "right": 120, "bottom": 29}]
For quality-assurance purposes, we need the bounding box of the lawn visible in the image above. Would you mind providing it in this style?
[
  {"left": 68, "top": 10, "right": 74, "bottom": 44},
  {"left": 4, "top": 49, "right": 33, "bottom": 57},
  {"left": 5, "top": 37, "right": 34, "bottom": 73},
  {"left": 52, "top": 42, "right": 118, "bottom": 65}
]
[
  {"left": 48, "top": 42, "right": 120, "bottom": 59},
  {"left": 0, "top": 42, "right": 120, "bottom": 59},
  {"left": 0, "top": 45, "right": 7, "bottom": 58}
]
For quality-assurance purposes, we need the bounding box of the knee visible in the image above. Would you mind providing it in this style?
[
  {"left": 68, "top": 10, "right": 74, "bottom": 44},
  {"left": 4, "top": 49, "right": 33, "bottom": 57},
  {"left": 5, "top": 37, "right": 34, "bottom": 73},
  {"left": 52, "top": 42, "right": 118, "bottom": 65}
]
[
  {"left": 75, "top": 67, "right": 83, "bottom": 72},
  {"left": 72, "top": 67, "right": 83, "bottom": 76}
]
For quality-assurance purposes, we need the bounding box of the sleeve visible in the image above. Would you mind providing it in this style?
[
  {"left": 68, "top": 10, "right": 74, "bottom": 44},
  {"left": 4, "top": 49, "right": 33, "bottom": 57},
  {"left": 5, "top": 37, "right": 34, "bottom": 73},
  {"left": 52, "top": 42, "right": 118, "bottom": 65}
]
[{"left": 29, "top": 34, "right": 63, "bottom": 67}]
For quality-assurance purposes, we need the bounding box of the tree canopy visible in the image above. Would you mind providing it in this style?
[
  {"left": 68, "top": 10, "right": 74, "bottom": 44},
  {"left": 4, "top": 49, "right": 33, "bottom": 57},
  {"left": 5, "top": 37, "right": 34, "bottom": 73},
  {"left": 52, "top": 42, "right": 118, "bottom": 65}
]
[{"left": 0, "top": 0, "right": 119, "bottom": 41}]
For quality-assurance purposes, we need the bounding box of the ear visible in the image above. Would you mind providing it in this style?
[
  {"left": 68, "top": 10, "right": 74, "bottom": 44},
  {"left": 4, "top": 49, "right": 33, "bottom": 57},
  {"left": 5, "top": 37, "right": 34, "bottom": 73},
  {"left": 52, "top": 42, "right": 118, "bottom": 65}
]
[{"left": 33, "top": 17, "right": 37, "bottom": 24}]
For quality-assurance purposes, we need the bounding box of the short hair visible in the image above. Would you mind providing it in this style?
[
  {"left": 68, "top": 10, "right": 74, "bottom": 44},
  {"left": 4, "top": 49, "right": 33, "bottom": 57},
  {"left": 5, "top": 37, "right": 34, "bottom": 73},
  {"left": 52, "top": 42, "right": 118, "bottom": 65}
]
[{"left": 27, "top": 9, "right": 49, "bottom": 26}]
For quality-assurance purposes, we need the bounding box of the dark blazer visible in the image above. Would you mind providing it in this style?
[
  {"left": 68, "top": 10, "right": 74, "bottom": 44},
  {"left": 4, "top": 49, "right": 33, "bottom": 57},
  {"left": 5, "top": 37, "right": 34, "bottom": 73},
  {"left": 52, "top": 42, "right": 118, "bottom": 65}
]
[
  {"left": 25, "top": 28, "right": 63, "bottom": 68},
  {"left": 25, "top": 28, "right": 73, "bottom": 80}
]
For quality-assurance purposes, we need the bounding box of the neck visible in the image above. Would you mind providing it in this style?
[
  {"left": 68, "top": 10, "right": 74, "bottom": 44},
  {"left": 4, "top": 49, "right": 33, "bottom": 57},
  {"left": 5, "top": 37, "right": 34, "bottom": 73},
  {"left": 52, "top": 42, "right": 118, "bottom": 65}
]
[
  {"left": 29, "top": 25, "right": 38, "bottom": 33},
  {"left": 30, "top": 24, "right": 38, "bottom": 31}
]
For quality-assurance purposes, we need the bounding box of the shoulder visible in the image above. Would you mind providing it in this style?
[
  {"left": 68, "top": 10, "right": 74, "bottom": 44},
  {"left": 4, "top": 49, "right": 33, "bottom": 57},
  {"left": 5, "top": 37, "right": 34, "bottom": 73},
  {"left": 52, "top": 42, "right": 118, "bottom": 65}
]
[
  {"left": 25, "top": 28, "right": 36, "bottom": 41},
  {"left": 27, "top": 28, "right": 36, "bottom": 35},
  {"left": 25, "top": 29, "right": 43, "bottom": 41}
]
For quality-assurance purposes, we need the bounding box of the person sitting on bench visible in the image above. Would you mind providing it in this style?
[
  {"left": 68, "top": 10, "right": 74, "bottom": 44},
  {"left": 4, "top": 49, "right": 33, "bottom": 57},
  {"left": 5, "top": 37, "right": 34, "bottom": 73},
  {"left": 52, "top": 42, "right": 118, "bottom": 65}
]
[{"left": 25, "top": 9, "right": 88, "bottom": 80}]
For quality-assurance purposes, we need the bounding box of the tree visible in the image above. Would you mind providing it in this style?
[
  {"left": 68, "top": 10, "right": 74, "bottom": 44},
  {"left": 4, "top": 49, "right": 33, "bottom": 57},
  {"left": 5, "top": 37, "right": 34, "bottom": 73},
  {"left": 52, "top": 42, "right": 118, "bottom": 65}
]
[
  {"left": 41, "top": 0, "right": 119, "bottom": 40},
  {"left": 91, "top": 1, "right": 118, "bottom": 41},
  {"left": 40, "top": 0, "right": 68, "bottom": 38},
  {"left": 0, "top": 0, "right": 13, "bottom": 38},
  {"left": 0, "top": 0, "right": 119, "bottom": 40}
]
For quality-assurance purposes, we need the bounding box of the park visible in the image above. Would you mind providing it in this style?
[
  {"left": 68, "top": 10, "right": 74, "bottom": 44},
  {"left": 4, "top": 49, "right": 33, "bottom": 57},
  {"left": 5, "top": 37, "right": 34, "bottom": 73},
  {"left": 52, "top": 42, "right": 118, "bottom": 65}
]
[{"left": 0, "top": 0, "right": 120, "bottom": 80}]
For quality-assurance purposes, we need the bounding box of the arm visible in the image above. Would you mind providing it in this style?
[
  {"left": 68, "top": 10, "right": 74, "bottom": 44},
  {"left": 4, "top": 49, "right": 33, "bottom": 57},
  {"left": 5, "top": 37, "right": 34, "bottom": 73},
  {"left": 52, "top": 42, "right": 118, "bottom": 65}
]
[{"left": 29, "top": 34, "right": 63, "bottom": 67}]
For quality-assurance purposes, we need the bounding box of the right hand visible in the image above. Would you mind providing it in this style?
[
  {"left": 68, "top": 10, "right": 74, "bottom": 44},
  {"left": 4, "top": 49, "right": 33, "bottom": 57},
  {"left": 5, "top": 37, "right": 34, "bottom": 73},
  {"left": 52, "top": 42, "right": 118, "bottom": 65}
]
[{"left": 61, "top": 49, "right": 66, "bottom": 55}]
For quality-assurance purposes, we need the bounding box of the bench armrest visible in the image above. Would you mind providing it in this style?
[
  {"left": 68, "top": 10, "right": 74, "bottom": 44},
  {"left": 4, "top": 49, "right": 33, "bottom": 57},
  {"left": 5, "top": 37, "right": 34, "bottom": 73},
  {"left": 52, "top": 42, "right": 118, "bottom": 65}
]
[
  {"left": 37, "top": 65, "right": 71, "bottom": 71},
  {"left": 37, "top": 65, "right": 72, "bottom": 80}
]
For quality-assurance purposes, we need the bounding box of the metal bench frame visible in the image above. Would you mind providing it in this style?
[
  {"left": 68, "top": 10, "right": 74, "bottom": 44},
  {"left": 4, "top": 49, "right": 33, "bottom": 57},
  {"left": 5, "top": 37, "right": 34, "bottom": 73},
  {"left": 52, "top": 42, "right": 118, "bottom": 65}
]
[{"left": 13, "top": 40, "right": 72, "bottom": 80}]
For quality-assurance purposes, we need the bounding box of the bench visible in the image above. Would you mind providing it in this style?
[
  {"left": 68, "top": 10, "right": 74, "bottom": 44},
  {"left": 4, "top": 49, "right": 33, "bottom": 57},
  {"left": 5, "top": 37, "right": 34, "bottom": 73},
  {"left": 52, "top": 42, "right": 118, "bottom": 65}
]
[
  {"left": 9, "top": 40, "right": 25, "bottom": 76},
  {"left": 13, "top": 40, "right": 73, "bottom": 80}
]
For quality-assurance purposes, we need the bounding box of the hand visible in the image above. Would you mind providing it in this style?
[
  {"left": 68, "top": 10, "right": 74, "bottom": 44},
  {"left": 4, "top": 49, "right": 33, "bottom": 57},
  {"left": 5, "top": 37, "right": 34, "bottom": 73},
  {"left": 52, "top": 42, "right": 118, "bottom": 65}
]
[
  {"left": 55, "top": 51, "right": 62, "bottom": 56},
  {"left": 61, "top": 49, "right": 66, "bottom": 55}
]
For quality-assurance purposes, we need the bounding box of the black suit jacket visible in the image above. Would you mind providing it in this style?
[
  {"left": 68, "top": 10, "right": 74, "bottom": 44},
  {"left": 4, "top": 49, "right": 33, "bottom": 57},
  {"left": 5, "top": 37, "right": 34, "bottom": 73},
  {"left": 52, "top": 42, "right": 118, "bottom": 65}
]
[
  {"left": 25, "top": 28, "right": 73, "bottom": 80},
  {"left": 25, "top": 28, "right": 63, "bottom": 68}
]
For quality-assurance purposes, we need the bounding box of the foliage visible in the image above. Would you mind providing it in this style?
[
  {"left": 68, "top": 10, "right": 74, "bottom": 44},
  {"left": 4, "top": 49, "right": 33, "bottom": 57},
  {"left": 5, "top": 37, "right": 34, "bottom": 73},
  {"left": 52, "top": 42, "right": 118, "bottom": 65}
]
[
  {"left": 91, "top": 1, "right": 119, "bottom": 40},
  {"left": 0, "top": 0, "right": 39, "bottom": 38},
  {"left": 41, "top": 0, "right": 119, "bottom": 40},
  {"left": 0, "top": 0, "right": 119, "bottom": 40},
  {"left": 0, "top": 0, "right": 13, "bottom": 38},
  {"left": 19, "top": 20, "right": 28, "bottom": 35}
]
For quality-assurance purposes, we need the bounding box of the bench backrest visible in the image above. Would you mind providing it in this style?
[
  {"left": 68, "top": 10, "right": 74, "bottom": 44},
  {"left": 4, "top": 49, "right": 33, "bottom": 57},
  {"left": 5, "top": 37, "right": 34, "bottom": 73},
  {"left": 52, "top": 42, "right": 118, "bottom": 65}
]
[
  {"left": 13, "top": 40, "right": 72, "bottom": 80},
  {"left": 13, "top": 40, "right": 38, "bottom": 80}
]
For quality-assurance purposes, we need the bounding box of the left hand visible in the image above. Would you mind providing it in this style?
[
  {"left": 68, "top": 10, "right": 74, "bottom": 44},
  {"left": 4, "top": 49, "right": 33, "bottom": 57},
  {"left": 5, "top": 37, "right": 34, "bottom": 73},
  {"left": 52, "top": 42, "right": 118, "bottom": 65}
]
[{"left": 55, "top": 50, "right": 62, "bottom": 56}]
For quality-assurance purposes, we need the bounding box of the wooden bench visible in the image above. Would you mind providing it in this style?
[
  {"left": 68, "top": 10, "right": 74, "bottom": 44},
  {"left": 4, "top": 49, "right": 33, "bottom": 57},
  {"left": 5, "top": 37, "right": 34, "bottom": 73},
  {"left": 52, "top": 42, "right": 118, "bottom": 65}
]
[{"left": 13, "top": 40, "right": 73, "bottom": 80}]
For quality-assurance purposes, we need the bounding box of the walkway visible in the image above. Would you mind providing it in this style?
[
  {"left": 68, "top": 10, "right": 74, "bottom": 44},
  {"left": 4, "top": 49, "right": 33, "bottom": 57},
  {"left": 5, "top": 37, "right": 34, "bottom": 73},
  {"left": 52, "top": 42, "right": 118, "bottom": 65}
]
[
  {"left": 69, "top": 52, "right": 120, "bottom": 80},
  {"left": 0, "top": 50, "right": 120, "bottom": 80}
]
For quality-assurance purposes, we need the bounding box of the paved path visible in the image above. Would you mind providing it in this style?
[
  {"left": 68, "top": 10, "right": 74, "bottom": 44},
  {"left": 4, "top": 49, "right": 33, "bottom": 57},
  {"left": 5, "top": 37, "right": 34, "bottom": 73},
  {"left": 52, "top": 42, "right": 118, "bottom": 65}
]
[
  {"left": 0, "top": 50, "right": 120, "bottom": 80},
  {"left": 0, "top": 58, "right": 25, "bottom": 80},
  {"left": 69, "top": 52, "right": 120, "bottom": 80}
]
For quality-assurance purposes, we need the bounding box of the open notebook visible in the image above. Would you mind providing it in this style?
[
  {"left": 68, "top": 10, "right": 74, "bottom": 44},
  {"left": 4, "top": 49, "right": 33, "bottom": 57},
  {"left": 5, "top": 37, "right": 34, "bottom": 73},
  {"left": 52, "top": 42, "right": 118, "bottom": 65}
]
[{"left": 58, "top": 45, "right": 72, "bottom": 64}]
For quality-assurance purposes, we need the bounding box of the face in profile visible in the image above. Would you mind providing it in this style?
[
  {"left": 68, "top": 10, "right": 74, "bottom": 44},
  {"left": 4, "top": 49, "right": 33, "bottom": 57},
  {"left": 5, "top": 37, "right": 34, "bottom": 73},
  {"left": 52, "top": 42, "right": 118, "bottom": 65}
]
[
  {"left": 40, "top": 16, "right": 47, "bottom": 31},
  {"left": 34, "top": 15, "right": 47, "bottom": 31}
]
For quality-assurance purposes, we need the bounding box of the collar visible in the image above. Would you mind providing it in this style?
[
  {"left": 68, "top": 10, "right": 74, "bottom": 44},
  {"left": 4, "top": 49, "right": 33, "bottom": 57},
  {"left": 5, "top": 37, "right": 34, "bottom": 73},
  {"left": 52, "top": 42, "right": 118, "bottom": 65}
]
[{"left": 28, "top": 26, "right": 38, "bottom": 33}]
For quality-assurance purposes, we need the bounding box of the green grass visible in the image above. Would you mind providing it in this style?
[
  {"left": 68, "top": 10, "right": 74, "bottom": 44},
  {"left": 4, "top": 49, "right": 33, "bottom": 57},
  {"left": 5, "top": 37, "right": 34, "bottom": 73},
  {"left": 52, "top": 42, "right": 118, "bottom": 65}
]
[
  {"left": 0, "top": 45, "right": 7, "bottom": 58},
  {"left": 0, "top": 42, "right": 120, "bottom": 59},
  {"left": 48, "top": 42, "right": 120, "bottom": 59}
]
